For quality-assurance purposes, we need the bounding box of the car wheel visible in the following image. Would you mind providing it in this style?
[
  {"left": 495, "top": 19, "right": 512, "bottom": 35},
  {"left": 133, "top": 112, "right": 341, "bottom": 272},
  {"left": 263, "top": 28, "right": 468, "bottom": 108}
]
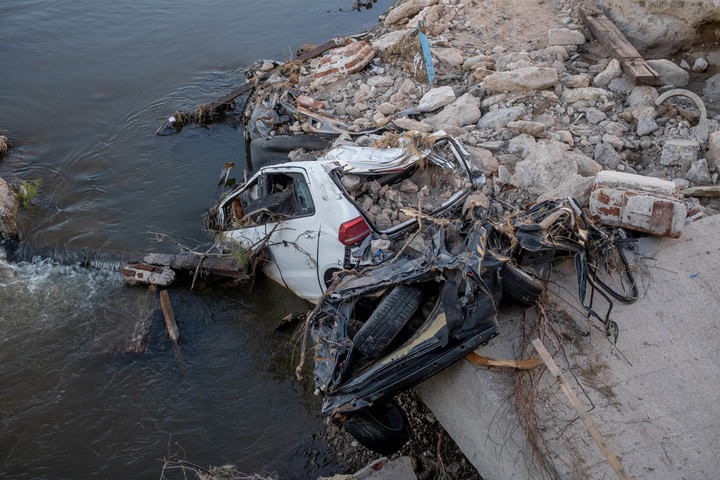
[
  {"left": 501, "top": 262, "right": 544, "bottom": 307},
  {"left": 343, "top": 399, "right": 409, "bottom": 455},
  {"left": 352, "top": 284, "right": 423, "bottom": 360}
]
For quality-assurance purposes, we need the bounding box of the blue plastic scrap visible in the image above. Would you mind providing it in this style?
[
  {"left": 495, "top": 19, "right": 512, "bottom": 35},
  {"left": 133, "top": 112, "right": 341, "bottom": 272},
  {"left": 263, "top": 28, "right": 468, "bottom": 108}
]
[{"left": 417, "top": 21, "right": 438, "bottom": 88}]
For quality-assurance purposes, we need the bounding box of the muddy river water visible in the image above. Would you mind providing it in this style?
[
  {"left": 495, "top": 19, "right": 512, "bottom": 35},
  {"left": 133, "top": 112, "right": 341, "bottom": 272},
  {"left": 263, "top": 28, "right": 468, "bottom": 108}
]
[{"left": 0, "top": 1, "right": 391, "bottom": 478}]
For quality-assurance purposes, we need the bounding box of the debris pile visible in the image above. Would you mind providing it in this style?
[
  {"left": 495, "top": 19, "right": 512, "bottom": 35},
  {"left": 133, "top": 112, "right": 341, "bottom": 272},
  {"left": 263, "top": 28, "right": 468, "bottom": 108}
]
[{"left": 222, "top": 0, "right": 720, "bottom": 230}]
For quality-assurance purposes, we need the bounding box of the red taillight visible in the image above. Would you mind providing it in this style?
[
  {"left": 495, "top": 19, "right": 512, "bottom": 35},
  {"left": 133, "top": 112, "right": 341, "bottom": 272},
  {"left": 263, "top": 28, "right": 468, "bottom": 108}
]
[{"left": 338, "top": 216, "right": 371, "bottom": 245}]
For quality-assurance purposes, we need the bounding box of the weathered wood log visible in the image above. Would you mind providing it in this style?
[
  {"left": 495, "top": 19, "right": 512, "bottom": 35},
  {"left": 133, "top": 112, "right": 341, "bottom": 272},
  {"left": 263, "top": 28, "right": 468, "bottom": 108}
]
[
  {"left": 160, "top": 290, "right": 180, "bottom": 344},
  {"left": 579, "top": 7, "right": 662, "bottom": 86},
  {"left": 142, "top": 252, "right": 252, "bottom": 280},
  {"left": 125, "top": 287, "right": 158, "bottom": 354}
]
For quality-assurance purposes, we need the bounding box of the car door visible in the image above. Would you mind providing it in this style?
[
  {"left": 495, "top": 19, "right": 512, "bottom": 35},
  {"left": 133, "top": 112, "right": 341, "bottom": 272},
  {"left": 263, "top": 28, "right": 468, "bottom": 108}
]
[{"left": 257, "top": 168, "right": 322, "bottom": 300}]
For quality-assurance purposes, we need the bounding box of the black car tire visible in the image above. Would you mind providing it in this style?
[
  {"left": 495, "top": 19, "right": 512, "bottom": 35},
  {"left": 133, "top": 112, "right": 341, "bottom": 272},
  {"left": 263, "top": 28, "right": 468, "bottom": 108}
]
[
  {"left": 352, "top": 285, "right": 423, "bottom": 360},
  {"left": 502, "top": 262, "right": 544, "bottom": 307},
  {"left": 343, "top": 399, "right": 410, "bottom": 455},
  {"left": 249, "top": 135, "right": 329, "bottom": 170}
]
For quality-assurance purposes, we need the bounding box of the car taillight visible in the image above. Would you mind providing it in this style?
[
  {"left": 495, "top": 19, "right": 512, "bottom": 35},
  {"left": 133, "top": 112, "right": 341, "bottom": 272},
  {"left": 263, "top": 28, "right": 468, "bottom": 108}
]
[{"left": 338, "top": 216, "right": 371, "bottom": 245}]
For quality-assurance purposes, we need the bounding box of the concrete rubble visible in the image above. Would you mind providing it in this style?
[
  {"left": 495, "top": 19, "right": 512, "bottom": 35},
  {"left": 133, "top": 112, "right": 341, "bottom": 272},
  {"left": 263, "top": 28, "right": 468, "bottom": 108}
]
[{"left": 252, "top": 0, "right": 719, "bottom": 477}]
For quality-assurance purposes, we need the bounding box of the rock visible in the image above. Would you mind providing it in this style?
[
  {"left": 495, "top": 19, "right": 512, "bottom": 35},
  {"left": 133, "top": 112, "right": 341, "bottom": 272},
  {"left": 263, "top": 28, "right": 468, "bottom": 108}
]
[
  {"left": 482, "top": 67, "right": 559, "bottom": 92},
  {"left": 568, "top": 150, "right": 603, "bottom": 177},
  {"left": 399, "top": 179, "right": 420, "bottom": 193},
  {"left": 681, "top": 59, "right": 691, "bottom": 70},
  {"left": 425, "top": 93, "right": 482, "bottom": 129},
  {"left": 585, "top": 107, "right": 607, "bottom": 124},
  {"left": 384, "top": 0, "right": 437, "bottom": 26},
  {"left": 647, "top": 59, "right": 689, "bottom": 87},
  {"left": 312, "top": 41, "right": 375, "bottom": 86},
  {"left": 371, "top": 29, "right": 412, "bottom": 52},
  {"left": 511, "top": 141, "right": 595, "bottom": 205},
  {"left": 660, "top": 138, "right": 700, "bottom": 167},
  {"left": 686, "top": 158, "right": 712, "bottom": 185},
  {"left": 0, "top": 177, "right": 19, "bottom": 241},
  {"left": 465, "top": 145, "right": 498, "bottom": 176},
  {"left": 367, "top": 76, "right": 395, "bottom": 88},
  {"left": 508, "top": 133, "right": 536, "bottom": 158},
  {"left": 476, "top": 106, "right": 525, "bottom": 130},
  {"left": 0, "top": 136, "right": 7, "bottom": 157},
  {"left": 462, "top": 192, "right": 490, "bottom": 215},
  {"left": 603, "top": 134, "right": 625, "bottom": 151},
  {"left": 376, "top": 102, "right": 398, "bottom": 116},
  {"left": 594, "top": 143, "right": 621, "bottom": 169},
  {"left": 690, "top": 122, "right": 710, "bottom": 143},
  {"left": 593, "top": 59, "right": 622, "bottom": 88},
  {"left": 399, "top": 79, "right": 418, "bottom": 95},
  {"left": 707, "top": 131, "right": 720, "bottom": 170},
  {"left": 341, "top": 174, "right": 362, "bottom": 192},
  {"left": 561, "top": 75, "right": 590, "bottom": 88},
  {"left": 693, "top": 57, "right": 709, "bottom": 73},
  {"left": 495, "top": 52, "right": 531, "bottom": 72},
  {"left": 472, "top": 68, "right": 494, "bottom": 83},
  {"left": 637, "top": 116, "right": 660, "bottom": 136},
  {"left": 626, "top": 86, "right": 659, "bottom": 107},
  {"left": 608, "top": 77, "right": 633, "bottom": 95},
  {"left": 548, "top": 28, "right": 585, "bottom": 45},
  {"left": 507, "top": 120, "right": 546, "bottom": 138},
  {"left": 561, "top": 87, "right": 611, "bottom": 103},
  {"left": 392, "top": 117, "right": 433, "bottom": 133},
  {"left": 703, "top": 73, "right": 720, "bottom": 114},
  {"left": 433, "top": 47, "right": 464, "bottom": 67},
  {"left": 548, "top": 130, "right": 574, "bottom": 146},
  {"left": 418, "top": 86, "right": 456, "bottom": 112},
  {"left": 463, "top": 54, "right": 489, "bottom": 70}
]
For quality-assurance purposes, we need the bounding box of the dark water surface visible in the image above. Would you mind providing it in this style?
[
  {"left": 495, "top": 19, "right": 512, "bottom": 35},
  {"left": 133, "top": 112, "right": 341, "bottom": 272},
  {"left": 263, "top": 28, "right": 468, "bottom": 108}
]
[{"left": 0, "top": 1, "right": 391, "bottom": 478}]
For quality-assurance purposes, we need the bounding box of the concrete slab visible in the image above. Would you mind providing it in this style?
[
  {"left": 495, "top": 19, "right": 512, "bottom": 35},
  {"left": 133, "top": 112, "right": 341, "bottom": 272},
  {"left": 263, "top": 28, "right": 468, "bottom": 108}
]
[{"left": 418, "top": 214, "right": 720, "bottom": 479}]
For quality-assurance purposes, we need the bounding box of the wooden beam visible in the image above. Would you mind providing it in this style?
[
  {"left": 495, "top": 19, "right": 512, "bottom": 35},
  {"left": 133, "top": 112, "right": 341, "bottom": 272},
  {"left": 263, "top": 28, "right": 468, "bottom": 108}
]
[
  {"left": 580, "top": 7, "right": 661, "bottom": 86},
  {"left": 532, "top": 338, "right": 631, "bottom": 480},
  {"left": 466, "top": 351, "right": 541, "bottom": 370},
  {"left": 160, "top": 290, "right": 180, "bottom": 344}
]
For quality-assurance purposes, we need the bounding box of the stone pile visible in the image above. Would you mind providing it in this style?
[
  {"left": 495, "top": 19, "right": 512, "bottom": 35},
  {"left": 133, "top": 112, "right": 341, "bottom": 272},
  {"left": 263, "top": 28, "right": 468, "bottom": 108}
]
[{"left": 281, "top": 0, "right": 720, "bottom": 229}]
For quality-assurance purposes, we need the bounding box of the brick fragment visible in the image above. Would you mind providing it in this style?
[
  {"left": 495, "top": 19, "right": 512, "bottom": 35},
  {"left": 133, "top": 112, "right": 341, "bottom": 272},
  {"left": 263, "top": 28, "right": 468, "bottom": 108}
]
[{"left": 589, "top": 171, "right": 687, "bottom": 238}]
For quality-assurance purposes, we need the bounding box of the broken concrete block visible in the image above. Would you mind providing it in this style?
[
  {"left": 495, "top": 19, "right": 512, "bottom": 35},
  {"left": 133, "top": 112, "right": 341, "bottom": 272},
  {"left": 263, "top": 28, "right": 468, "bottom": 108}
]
[
  {"left": 313, "top": 41, "right": 375, "bottom": 85},
  {"left": 418, "top": 85, "right": 456, "bottom": 112},
  {"left": 589, "top": 170, "right": 687, "bottom": 237},
  {"left": 593, "top": 59, "right": 622, "bottom": 88},
  {"left": 383, "top": 0, "right": 436, "bottom": 26},
  {"left": 561, "top": 87, "right": 611, "bottom": 104},
  {"left": 482, "top": 67, "right": 559, "bottom": 92},
  {"left": 660, "top": 138, "right": 700, "bottom": 167},
  {"left": 548, "top": 28, "right": 585, "bottom": 46},
  {"left": 425, "top": 93, "right": 481, "bottom": 130},
  {"left": 507, "top": 120, "right": 546, "bottom": 138},
  {"left": 476, "top": 105, "right": 525, "bottom": 129},
  {"left": 465, "top": 145, "right": 499, "bottom": 175},
  {"left": 636, "top": 116, "right": 660, "bottom": 136},
  {"left": 707, "top": 131, "right": 720, "bottom": 170},
  {"left": 685, "top": 158, "right": 712, "bottom": 185},
  {"left": 647, "top": 59, "right": 689, "bottom": 87}
]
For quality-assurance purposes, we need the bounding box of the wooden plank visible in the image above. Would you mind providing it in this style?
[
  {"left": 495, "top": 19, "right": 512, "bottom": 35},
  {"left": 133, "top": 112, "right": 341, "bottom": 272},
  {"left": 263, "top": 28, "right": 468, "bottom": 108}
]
[
  {"left": 466, "top": 351, "right": 541, "bottom": 370},
  {"left": 532, "top": 338, "right": 631, "bottom": 480},
  {"left": 160, "top": 290, "right": 180, "bottom": 344},
  {"left": 580, "top": 7, "right": 661, "bottom": 86}
]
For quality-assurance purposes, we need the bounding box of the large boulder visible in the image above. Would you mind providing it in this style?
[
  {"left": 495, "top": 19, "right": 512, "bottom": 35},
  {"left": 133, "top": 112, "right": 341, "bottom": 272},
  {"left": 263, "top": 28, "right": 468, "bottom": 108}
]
[
  {"left": 595, "top": 0, "right": 720, "bottom": 57},
  {"left": 511, "top": 141, "right": 596, "bottom": 205},
  {"left": 477, "top": 106, "right": 525, "bottom": 130}
]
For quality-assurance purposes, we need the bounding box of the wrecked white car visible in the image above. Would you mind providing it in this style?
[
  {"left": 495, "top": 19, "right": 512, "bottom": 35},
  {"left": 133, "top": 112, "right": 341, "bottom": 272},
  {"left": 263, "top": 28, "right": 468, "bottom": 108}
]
[{"left": 210, "top": 135, "right": 485, "bottom": 302}]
